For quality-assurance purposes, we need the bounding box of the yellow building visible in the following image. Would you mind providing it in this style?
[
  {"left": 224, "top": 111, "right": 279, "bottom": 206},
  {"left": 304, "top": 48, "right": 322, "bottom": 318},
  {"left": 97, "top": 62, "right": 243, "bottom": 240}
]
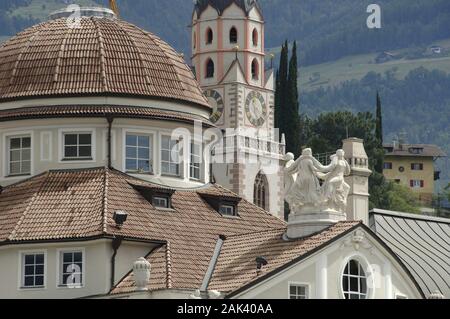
[{"left": 383, "top": 143, "right": 446, "bottom": 204}]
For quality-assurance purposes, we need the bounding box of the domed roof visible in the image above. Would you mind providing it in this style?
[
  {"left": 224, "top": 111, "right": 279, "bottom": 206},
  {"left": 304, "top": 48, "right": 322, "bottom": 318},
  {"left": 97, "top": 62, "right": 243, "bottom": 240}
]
[{"left": 0, "top": 16, "right": 210, "bottom": 108}]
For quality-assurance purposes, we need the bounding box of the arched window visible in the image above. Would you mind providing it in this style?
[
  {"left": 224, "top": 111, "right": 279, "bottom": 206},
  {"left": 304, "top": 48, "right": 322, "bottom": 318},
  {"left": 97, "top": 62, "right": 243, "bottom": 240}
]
[
  {"left": 342, "top": 259, "right": 368, "bottom": 299},
  {"left": 254, "top": 172, "right": 268, "bottom": 210},
  {"left": 252, "top": 28, "right": 258, "bottom": 46},
  {"left": 206, "top": 58, "right": 214, "bottom": 78},
  {"left": 251, "top": 59, "right": 259, "bottom": 80},
  {"left": 229, "top": 27, "right": 238, "bottom": 43},
  {"left": 206, "top": 28, "right": 213, "bottom": 44}
]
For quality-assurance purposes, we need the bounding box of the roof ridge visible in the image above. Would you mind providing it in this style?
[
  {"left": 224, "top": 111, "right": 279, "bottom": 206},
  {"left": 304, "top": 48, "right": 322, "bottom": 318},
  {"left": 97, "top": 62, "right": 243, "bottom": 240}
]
[
  {"left": 165, "top": 241, "right": 173, "bottom": 289},
  {"left": 53, "top": 21, "right": 72, "bottom": 83},
  {"left": 102, "top": 166, "right": 110, "bottom": 234},
  {"left": 91, "top": 17, "right": 109, "bottom": 91},
  {"left": 8, "top": 171, "right": 50, "bottom": 241},
  {"left": 9, "top": 24, "right": 42, "bottom": 87},
  {"left": 224, "top": 227, "right": 287, "bottom": 240}
]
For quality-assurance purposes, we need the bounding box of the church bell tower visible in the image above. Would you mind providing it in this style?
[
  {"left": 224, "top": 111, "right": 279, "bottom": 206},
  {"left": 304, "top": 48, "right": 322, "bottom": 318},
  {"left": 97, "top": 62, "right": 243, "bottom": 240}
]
[{"left": 191, "top": 0, "right": 285, "bottom": 218}]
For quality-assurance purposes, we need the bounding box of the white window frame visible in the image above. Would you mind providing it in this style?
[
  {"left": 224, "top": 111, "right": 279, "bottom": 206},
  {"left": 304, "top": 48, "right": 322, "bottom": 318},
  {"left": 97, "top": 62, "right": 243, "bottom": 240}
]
[
  {"left": 339, "top": 254, "right": 374, "bottom": 300},
  {"left": 219, "top": 204, "right": 236, "bottom": 217},
  {"left": 125, "top": 133, "right": 154, "bottom": 174},
  {"left": 122, "top": 128, "right": 157, "bottom": 175},
  {"left": 412, "top": 180, "right": 422, "bottom": 188},
  {"left": 190, "top": 141, "right": 202, "bottom": 180},
  {"left": 160, "top": 135, "right": 181, "bottom": 177},
  {"left": 288, "top": 282, "right": 310, "bottom": 299},
  {"left": 18, "top": 250, "right": 47, "bottom": 290},
  {"left": 57, "top": 248, "right": 85, "bottom": 289},
  {"left": 0, "top": 131, "right": 34, "bottom": 178},
  {"left": 58, "top": 128, "right": 96, "bottom": 163},
  {"left": 6, "top": 134, "right": 32, "bottom": 177},
  {"left": 411, "top": 163, "right": 423, "bottom": 171},
  {"left": 152, "top": 196, "right": 170, "bottom": 209}
]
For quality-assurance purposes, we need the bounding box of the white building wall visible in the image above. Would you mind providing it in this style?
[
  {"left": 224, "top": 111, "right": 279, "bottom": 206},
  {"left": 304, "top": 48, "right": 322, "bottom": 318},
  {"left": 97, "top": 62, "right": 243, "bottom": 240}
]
[
  {"left": 0, "top": 240, "right": 155, "bottom": 299},
  {"left": 232, "top": 229, "right": 423, "bottom": 299}
]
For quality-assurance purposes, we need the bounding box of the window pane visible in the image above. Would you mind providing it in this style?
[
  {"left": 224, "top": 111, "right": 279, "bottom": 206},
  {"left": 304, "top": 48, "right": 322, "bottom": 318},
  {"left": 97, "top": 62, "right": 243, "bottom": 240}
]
[
  {"left": 161, "top": 136, "right": 170, "bottom": 149},
  {"left": 10, "top": 138, "right": 22, "bottom": 149},
  {"left": 22, "top": 149, "right": 31, "bottom": 161},
  {"left": 350, "top": 260, "right": 358, "bottom": 274},
  {"left": 10, "top": 162, "right": 20, "bottom": 175},
  {"left": 138, "top": 148, "right": 149, "bottom": 159},
  {"left": 78, "top": 146, "right": 91, "bottom": 157},
  {"left": 65, "top": 146, "right": 78, "bottom": 158},
  {"left": 126, "top": 159, "right": 137, "bottom": 171},
  {"left": 79, "top": 134, "right": 91, "bottom": 145},
  {"left": 161, "top": 162, "right": 169, "bottom": 174},
  {"left": 138, "top": 160, "right": 150, "bottom": 172},
  {"left": 126, "top": 135, "right": 137, "bottom": 146},
  {"left": 360, "top": 277, "right": 367, "bottom": 294},
  {"left": 35, "top": 265, "right": 44, "bottom": 275},
  {"left": 24, "top": 276, "right": 34, "bottom": 287},
  {"left": 25, "top": 265, "right": 34, "bottom": 276},
  {"left": 65, "top": 134, "right": 77, "bottom": 145},
  {"left": 25, "top": 255, "right": 35, "bottom": 264},
  {"left": 21, "top": 161, "right": 31, "bottom": 174},
  {"left": 74, "top": 252, "right": 82, "bottom": 263},
  {"left": 22, "top": 137, "right": 31, "bottom": 148},
  {"left": 161, "top": 150, "right": 170, "bottom": 162},
  {"left": 35, "top": 254, "right": 44, "bottom": 264},
  {"left": 63, "top": 253, "right": 73, "bottom": 263},
  {"left": 35, "top": 276, "right": 44, "bottom": 286},
  {"left": 138, "top": 136, "right": 150, "bottom": 148},
  {"left": 126, "top": 146, "right": 137, "bottom": 158},
  {"left": 350, "top": 277, "right": 358, "bottom": 292},
  {"left": 10, "top": 150, "right": 21, "bottom": 161}
]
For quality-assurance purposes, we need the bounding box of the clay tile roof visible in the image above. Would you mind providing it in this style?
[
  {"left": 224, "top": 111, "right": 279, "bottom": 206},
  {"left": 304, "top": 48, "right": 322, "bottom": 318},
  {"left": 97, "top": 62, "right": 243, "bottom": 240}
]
[
  {"left": 383, "top": 144, "right": 447, "bottom": 158},
  {"left": 0, "top": 105, "right": 213, "bottom": 126},
  {"left": 0, "top": 167, "right": 286, "bottom": 291},
  {"left": 0, "top": 17, "right": 210, "bottom": 109},
  {"left": 207, "top": 221, "right": 361, "bottom": 294}
]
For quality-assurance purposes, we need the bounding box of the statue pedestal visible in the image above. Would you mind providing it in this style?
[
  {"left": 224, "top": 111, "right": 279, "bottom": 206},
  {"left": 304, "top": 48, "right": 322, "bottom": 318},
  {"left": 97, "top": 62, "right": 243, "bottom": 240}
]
[{"left": 286, "top": 210, "right": 347, "bottom": 239}]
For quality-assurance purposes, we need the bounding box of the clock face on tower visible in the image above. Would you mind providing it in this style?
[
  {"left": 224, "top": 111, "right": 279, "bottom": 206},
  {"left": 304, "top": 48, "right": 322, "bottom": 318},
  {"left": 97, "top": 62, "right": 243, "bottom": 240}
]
[
  {"left": 245, "top": 91, "right": 267, "bottom": 127},
  {"left": 204, "top": 89, "right": 224, "bottom": 123}
]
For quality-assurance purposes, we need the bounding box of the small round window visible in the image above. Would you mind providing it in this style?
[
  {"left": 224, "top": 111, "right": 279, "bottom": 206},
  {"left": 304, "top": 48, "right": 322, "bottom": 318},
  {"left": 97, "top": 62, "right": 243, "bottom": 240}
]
[
  {"left": 342, "top": 259, "right": 368, "bottom": 299},
  {"left": 399, "top": 166, "right": 405, "bottom": 172}
]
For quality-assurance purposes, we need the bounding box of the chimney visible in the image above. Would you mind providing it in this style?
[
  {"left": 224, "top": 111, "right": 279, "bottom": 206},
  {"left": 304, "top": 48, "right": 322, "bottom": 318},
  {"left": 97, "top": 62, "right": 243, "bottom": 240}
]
[
  {"left": 342, "top": 138, "right": 372, "bottom": 225},
  {"left": 133, "top": 257, "right": 151, "bottom": 291}
]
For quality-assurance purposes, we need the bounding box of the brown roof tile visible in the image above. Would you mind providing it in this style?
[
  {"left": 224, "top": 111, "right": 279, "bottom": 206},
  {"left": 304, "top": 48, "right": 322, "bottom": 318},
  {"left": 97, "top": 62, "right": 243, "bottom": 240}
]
[
  {"left": 0, "top": 167, "right": 285, "bottom": 291},
  {"left": 0, "top": 17, "right": 210, "bottom": 109},
  {"left": 207, "top": 221, "right": 361, "bottom": 293},
  {"left": 0, "top": 105, "right": 213, "bottom": 126}
]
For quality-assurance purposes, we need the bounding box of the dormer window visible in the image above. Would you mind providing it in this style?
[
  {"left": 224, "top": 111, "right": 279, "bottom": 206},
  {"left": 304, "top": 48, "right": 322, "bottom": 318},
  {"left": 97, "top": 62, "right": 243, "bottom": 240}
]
[
  {"left": 152, "top": 195, "right": 170, "bottom": 209},
  {"left": 200, "top": 193, "right": 241, "bottom": 218},
  {"left": 131, "top": 183, "right": 175, "bottom": 210},
  {"left": 219, "top": 203, "right": 236, "bottom": 216}
]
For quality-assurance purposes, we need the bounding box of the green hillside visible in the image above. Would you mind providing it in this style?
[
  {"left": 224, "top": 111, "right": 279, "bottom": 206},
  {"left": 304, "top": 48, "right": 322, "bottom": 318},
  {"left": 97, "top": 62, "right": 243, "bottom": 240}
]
[{"left": 299, "top": 39, "right": 450, "bottom": 91}]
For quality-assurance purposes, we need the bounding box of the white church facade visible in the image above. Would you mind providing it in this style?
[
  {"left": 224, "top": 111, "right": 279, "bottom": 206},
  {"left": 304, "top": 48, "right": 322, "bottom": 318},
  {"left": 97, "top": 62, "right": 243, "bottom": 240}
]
[{"left": 0, "top": 0, "right": 447, "bottom": 300}]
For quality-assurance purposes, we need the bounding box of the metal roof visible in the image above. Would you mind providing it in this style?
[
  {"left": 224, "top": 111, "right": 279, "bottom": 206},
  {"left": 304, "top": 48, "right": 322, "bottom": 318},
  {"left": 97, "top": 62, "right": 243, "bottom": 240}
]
[{"left": 370, "top": 209, "right": 450, "bottom": 298}]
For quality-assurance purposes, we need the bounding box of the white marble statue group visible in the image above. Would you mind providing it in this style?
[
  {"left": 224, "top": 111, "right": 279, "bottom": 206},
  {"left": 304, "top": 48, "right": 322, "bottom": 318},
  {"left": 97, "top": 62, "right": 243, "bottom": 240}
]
[{"left": 284, "top": 148, "right": 351, "bottom": 215}]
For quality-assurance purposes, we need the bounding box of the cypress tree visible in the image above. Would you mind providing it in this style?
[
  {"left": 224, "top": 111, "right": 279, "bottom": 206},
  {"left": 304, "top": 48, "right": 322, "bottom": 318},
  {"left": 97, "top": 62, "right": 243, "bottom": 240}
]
[
  {"left": 286, "top": 41, "right": 301, "bottom": 156},
  {"left": 375, "top": 91, "right": 383, "bottom": 144},
  {"left": 277, "top": 41, "right": 289, "bottom": 137},
  {"left": 374, "top": 91, "right": 384, "bottom": 174}
]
